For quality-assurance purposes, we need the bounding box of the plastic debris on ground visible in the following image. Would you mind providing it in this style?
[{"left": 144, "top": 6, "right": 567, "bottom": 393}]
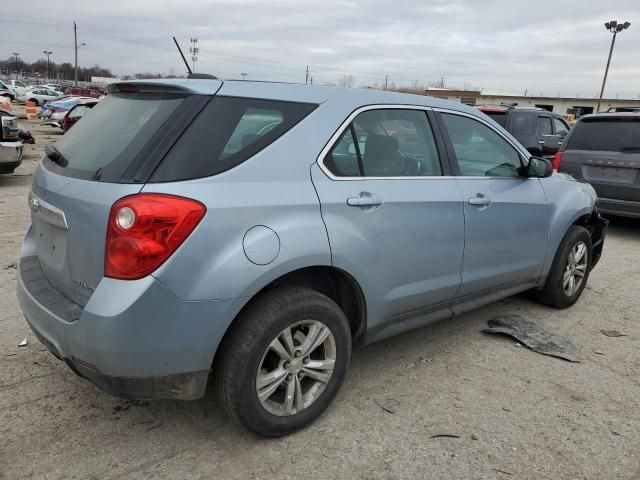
[{"left": 483, "top": 315, "right": 579, "bottom": 362}]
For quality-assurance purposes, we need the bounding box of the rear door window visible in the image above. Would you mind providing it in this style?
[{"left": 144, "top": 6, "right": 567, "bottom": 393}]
[
  {"left": 151, "top": 97, "right": 317, "bottom": 181},
  {"left": 484, "top": 112, "right": 507, "bottom": 128},
  {"left": 567, "top": 117, "right": 640, "bottom": 152}
]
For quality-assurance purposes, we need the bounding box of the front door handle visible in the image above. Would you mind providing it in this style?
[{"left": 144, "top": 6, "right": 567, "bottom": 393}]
[
  {"left": 347, "top": 192, "right": 383, "bottom": 208},
  {"left": 537, "top": 140, "right": 545, "bottom": 144},
  {"left": 468, "top": 196, "right": 492, "bottom": 206}
]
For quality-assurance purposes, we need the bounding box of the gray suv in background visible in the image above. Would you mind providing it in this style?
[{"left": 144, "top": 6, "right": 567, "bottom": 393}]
[
  {"left": 18, "top": 79, "right": 607, "bottom": 436},
  {"left": 477, "top": 105, "right": 571, "bottom": 157},
  {"left": 556, "top": 113, "right": 640, "bottom": 218}
]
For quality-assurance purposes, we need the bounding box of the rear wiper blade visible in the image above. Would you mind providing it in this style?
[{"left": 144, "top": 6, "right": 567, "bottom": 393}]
[{"left": 44, "top": 144, "right": 68, "bottom": 167}]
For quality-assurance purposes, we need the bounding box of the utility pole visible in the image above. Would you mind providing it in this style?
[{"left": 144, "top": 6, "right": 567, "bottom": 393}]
[
  {"left": 11, "top": 52, "right": 19, "bottom": 79},
  {"left": 597, "top": 20, "right": 631, "bottom": 112},
  {"left": 43, "top": 51, "right": 52, "bottom": 82},
  {"left": 74, "top": 22, "right": 78, "bottom": 85},
  {"left": 305, "top": 65, "right": 309, "bottom": 84},
  {"left": 384, "top": 74, "right": 388, "bottom": 90},
  {"left": 190, "top": 38, "right": 199, "bottom": 73}
]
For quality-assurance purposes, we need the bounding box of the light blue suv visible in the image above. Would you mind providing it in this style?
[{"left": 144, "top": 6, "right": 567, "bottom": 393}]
[{"left": 17, "top": 79, "right": 607, "bottom": 436}]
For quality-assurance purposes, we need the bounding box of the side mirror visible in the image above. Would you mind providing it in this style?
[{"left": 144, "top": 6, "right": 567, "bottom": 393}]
[{"left": 527, "top": 156, "right": 553, "bottom": 178}]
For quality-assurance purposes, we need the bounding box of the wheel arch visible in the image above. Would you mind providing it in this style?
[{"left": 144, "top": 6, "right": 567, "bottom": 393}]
[{"left": 212, "top": 265, "right": 367, "bottom": 370}]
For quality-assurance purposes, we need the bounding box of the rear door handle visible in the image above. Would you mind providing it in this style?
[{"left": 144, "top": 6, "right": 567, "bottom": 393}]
[
  {"left": 347, "top": 192, "right": 383, "bottom": 207},
  {"left": 537, "top": 140, "right": 545, "bottom": 144},
  {"left": 468, "top": 196, "right": 492, "bottom": 206}
]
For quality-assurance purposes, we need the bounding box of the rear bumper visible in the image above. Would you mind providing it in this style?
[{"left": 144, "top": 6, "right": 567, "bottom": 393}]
[
  {"left": 17, "top": 249, "right": 246, "bottom": 400},
  {"left": 598, "top": 197, "right": 640, "bottom": 219},
  {"left": 29, "top": 323, "right": 209, "bottom": 400}
]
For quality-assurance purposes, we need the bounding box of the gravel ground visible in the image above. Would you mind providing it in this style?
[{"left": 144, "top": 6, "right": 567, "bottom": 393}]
[{"left": 1, "top": 108, "right": 639, "bottom": 479}]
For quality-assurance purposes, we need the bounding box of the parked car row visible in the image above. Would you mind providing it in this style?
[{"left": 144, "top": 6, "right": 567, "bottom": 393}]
[
  {"left": 0, "top": 80, "right": 107, "bottom": 104},
  {"left": 40, "top": 97, "right": 100, "bottom": 131},
  {"left": 0, "top": 107, "right": 24, "bottom": 174}
]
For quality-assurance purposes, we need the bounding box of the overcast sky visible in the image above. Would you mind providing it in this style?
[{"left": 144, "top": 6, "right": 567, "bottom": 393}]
[{"left": 2, "top": 0, "right": 639, "bottom": 98}]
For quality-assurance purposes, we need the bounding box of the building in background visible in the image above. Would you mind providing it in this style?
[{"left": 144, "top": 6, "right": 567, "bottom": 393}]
[{"left": 425, "top": 88, "right": 640, "bottom": 119}]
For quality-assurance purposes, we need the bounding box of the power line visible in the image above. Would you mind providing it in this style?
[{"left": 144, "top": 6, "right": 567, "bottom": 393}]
[
  {"left": 0, "top": 40, "right": 73, "bottom": 48},
  {"left": 0, "top": 15, "right": 439, "bottom": 85}
]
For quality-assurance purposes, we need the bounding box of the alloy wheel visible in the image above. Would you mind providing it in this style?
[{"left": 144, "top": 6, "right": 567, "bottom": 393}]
[
  {"left": 256, "top": 320, "right": 336, "bottom": 416},
  {"left": 563, "top": 241, "right": 588, "bottom": 296}
]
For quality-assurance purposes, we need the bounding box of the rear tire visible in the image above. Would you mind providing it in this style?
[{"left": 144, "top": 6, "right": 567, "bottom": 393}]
[
  {"left": 535, "top": 225, "right": 592, "bottom": 308},
  {"left": 214, "top": 286, "right": 351, "bottom": 437}
]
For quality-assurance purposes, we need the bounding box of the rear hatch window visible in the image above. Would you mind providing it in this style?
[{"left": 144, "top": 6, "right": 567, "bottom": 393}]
[
  {"left": 567, "top": 117, "right": 640, "bottom": 152},
  {"left": 46, "top": 92, "right": 186, "bottom": 182},
  {"left": 46, "top": 93, "right": 317, "bottom": 183},
  {"left": 482, "top": 111, "right": 507, "bottom": 127}
]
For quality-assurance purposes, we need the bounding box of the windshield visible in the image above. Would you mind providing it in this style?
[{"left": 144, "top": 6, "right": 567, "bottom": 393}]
[
  {"left": 568, "top": 117, "right": 640, "bottom": 152},
  {"left": 50, "top": 92, "right": 185, "bottom": 181}
]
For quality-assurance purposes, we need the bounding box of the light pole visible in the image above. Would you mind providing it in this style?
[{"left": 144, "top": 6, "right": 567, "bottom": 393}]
[
  {"left": 190, "top": 38, "right": 199, "bottom": 73},
  {"left": 596, "top": 20, "right": 631, "bottom": 112},
  {"left": 43, "top": 50, "right": 52, "bottom": 82},
  {"left": 11, "top": 52, "right": 20, "bottom": 79}
]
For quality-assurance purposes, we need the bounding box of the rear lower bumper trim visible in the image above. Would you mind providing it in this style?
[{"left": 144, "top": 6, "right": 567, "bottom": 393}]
[
  {"left": 68, "top": 360, "right": 209, "bottom": 401},
  {"left": 598, "top": 197, "right": 640, "bottom": 219}
]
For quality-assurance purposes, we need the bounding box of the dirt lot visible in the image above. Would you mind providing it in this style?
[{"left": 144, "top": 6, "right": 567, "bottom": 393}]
[{"left": 1, "top": 108, "right": 639, "bottom": 479}]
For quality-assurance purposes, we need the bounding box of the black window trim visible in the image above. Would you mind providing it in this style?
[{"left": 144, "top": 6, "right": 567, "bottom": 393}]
[
  {"left": 317, "top": 104, "right": 451, "bottom": 180},
  {"left": 432, "top": 108, "right": 530, "bottom": 178}
]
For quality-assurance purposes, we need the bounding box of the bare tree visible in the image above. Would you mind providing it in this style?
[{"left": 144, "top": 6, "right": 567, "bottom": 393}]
[{"left": 338, "top": 75, "right": 355, "bottom": 88}]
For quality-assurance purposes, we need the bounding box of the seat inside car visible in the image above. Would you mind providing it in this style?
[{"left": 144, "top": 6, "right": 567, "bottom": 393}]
[{"left": 364, "top": 134, "right": 401, "bottom": 176}]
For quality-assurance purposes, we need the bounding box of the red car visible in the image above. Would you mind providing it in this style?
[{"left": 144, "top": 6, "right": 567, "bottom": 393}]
[{"left": 62, "top": 101, "right": 98, "bottom": 131}]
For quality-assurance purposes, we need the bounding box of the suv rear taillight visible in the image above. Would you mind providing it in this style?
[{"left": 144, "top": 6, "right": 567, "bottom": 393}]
[
  {"left": 105, "top": 194, "right": 206, "bottom": 280},
  {"left": 552, "top": 151, "right": 564, "bottom": 171}
]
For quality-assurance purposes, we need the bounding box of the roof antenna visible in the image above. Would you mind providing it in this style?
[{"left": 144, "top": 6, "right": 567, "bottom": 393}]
[{"left": 173, "top": 36, "right": 192, "bottom": 75}]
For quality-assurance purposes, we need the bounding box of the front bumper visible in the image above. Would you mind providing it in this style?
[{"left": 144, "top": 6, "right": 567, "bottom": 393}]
[
  {"left": 0, "top": 141, "right": 23, "bottom": 172},
  {"left": 588, "top": 209, "right": 608, "bottom": 269},
  {"left": 17, "top": 247, "right": 246, "bottom": 400}
]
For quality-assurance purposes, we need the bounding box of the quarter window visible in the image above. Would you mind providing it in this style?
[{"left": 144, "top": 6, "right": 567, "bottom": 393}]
[
  {"left": 324, "top": 109, "right": 442, "bottom": 177},
  {"left": 440, "top": 113, "right": 522, "bottom": 177},
  {"left": 537, "top": 116, "right": 553, "bottom": 135},
  {"left": 553, "top": 117, "right": 569, "bottom": 136}
]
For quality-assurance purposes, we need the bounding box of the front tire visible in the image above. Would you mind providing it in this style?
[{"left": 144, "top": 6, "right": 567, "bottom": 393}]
[
  {"left": 536, "top": 225, "right": 592, "bottom": 308},
  {"left": 214, "top": 286, "right": 351, "bottom": 437}
]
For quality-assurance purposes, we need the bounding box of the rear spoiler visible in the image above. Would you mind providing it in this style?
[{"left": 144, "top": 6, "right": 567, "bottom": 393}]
[{"left": 109, "top": 79, "right": 222, "bottom": 95}]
